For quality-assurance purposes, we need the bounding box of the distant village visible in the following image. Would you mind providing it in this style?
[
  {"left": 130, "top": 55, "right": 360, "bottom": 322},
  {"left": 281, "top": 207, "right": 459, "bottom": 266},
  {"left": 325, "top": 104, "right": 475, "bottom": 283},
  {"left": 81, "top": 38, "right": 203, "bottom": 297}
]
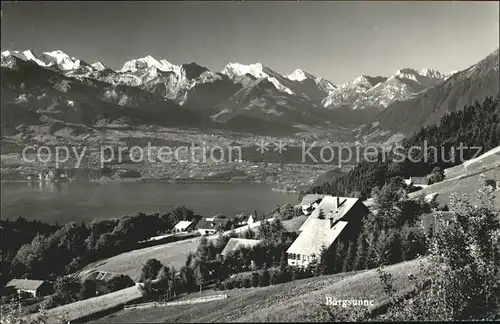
[{"left": 25, "top": 169, "right": 71, "bottom": 182}]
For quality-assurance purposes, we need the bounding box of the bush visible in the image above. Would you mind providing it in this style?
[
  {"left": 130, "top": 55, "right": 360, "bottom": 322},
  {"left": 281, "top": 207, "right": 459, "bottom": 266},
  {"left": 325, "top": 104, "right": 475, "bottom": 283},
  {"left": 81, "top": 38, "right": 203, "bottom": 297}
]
[
  {"left": 243, "top": 278, "right": 251, "bottom": 288},
  {"left": 260, "top": 269, "right": 270, "bottom": 287},
  {"left": 218, "top": 282, "right": 226, "bottom": 291},
  {"left": 225, "top": 280, "right": 234, "bottom": 290},
  {"left": 140, "top": 258, "right": 163, "bottom": 282},
  {"left": 377, "top": 178, "right": 500, "bottom": 320},
  {"left": 234, "top": 279, "right": 243, "bottom": 289},
  {"left": 251, "top": 272, "right": 260, "bottom": 287},
  {"left": 214, "top": 282, "right": 221, "bottom": 290},
  {"left": 107, "top": 275, "right": 135, "bottom": 293}
]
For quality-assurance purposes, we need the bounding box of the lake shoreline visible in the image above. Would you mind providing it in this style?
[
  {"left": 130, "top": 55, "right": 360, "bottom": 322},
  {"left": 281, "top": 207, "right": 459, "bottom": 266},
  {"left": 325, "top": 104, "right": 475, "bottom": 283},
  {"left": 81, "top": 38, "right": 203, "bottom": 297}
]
[{"left": 1, "top": 182, "right": 299, "bottom": 225}]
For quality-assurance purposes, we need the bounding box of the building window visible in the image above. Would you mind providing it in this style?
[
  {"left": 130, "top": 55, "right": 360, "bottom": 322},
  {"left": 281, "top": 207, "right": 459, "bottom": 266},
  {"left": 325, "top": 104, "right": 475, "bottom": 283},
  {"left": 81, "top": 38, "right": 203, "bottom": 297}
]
[{"left": 302, "top": 255, "right": 307, "bottom": 261}]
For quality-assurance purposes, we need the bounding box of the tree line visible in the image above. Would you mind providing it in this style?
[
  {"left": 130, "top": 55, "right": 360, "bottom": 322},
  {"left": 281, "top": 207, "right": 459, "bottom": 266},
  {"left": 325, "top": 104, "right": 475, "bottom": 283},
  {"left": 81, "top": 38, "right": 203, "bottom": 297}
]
[
  {"left": 304, "top": 96, "right": 500, "bottom": 199},
  {"left": 3, "top": 206, "right": 201, "bottom": 283}
]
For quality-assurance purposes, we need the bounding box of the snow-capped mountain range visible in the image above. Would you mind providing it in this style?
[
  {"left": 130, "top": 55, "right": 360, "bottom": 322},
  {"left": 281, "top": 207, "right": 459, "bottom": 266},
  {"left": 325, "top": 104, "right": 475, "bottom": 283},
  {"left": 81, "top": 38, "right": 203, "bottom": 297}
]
[
  {"left": 322, "top": 68, "right": 448, "bottom": 110},
  {"left": 2, "top": 48, "right": 447, "bottom": 110},
  {"left": 1, "top": 47, "right": 497, "bottom": 139}
]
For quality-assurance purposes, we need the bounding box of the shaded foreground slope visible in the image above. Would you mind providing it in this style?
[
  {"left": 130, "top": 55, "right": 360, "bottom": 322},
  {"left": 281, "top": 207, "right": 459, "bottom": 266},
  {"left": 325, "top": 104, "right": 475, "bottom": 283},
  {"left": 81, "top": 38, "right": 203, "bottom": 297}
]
[{"left": 92, "top": 259, "right": 426, "bottom": 323}]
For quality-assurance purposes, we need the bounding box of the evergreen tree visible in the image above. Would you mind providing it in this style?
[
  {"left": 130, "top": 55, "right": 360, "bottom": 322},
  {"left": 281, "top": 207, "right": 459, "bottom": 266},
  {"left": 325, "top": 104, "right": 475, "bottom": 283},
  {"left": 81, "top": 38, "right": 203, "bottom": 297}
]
[
  {"left": 333, "top": 242, "right": 347, "bottom": 273},
  {"left": 342, "top": 241, "right": 357, "bottom": 273},
  {"left": 195, "top": 236, "right": 210, "bottom": 266},
  {"left": 260, "top": 269, "right": 270, "bottom": 286},
  {"left": 140, "top": 258, "right": 163, "bottom": 282},
  {"left": 79, "top": 279, "right": 96, "bottom": 300},
  {"left": 215, "top": 232, "right": 227, "bottom": 252},
  {"left": 251, "top": 272, "right": 260, "bottom": 287},
  {"left": 353, "top": 235, "right": 368, "bottom": 271},
  {"left": 365, "top": 232, "right": 379, "bottom": 269},
  {"left": 194, "top": 264, "right": 206, "bottom": 293}
]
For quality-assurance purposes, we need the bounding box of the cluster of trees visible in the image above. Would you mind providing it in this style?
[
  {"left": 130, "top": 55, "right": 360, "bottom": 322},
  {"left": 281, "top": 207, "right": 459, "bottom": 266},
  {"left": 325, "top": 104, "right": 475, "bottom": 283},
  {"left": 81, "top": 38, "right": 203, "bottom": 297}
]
[
  {"left": 376, "top": 176, "right": 500, "bottom": 321},
  {"left": 305, "top": 96, "right": 500, "bottom": 198},
  {"left": 216, "top": 253, "right": 317, "bottom": 291},
  {"left": 188, "top": 218, "right": 297, "bottom": 291},
  {"left": 5, "top": 206, "right": 200, "bottom": 281},
  {"left": 0, "top": 218, "right": 61, "bottom": 287},
  {"left": 271, "top": 204, "right": 304, "bottom": 221},
  {"left": 138, "top": 218, "right": 298, "bottom": 298},
  {"left": 316, "top": 177, "right": 434, "bottom": 276}
]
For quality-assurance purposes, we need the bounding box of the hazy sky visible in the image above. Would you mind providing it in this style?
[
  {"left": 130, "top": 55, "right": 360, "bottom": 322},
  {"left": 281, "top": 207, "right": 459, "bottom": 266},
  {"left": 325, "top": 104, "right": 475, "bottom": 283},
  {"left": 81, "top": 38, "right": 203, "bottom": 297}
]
[{"left": 1, "top": 1, "right": 499, "bottom": 84}]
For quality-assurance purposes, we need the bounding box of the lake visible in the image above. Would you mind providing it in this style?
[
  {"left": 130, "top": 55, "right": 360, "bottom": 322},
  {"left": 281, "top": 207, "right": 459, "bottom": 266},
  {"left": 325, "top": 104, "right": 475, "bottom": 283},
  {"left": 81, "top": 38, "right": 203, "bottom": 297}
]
[{"left": 0, "top": 181, "right": 299, "bottom": 224}]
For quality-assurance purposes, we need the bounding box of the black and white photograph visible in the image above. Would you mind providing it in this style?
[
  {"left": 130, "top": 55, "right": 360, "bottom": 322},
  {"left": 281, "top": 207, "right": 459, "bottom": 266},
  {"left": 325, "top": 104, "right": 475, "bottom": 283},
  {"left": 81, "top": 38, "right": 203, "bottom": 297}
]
[{"left": 0, "top": 0, "right": 499, "bottom": 322}]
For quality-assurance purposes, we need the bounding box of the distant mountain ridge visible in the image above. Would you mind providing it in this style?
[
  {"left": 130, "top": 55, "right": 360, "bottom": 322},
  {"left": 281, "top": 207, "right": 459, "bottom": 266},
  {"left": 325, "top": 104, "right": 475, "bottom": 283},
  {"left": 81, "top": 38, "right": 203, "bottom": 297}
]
[
  {"left": 356, "top": 48, "right": 500, "bottom": 143},
  {"left": 322, "top": 68, "right": 447, "bottom": 110},
  {"left": 1, "top": 47, "right": 498, "bottom": 140}
]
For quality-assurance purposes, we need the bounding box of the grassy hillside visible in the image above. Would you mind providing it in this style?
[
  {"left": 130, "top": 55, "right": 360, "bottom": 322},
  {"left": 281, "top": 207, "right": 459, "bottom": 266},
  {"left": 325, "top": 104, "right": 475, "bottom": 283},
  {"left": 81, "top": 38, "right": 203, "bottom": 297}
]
[
  {"left": 79, "top": 217, "right": 307, "bottom": 281},
  {"left": 92, "top": 259, "right": 426, "bottom": 323},
  {"left": 41, "top": 285, "right": 143, "bottom": 323},
  {"left": 408, "top": 146, "right": 500, "bottom": 208}
]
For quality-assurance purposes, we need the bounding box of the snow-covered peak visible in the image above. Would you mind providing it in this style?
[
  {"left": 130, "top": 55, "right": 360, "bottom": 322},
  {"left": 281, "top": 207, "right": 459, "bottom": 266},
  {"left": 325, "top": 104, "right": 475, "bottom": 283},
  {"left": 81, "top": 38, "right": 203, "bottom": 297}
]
[
  {"left": 417, "top": 68, "right": 445, "bottom": 79},
  {"left": 91, "top": 62, "right": 107, "bottom": 71},
  {"left": 41, "top": 50, "right": 81, "bottom": 70},
  {"left": 120, "top": 55, "right": 177, "bottom": 73},
  {"left": 353, "top": 75, "right": 372, "bottom": 85},
  {"left": 392, "top": 68, "right": 445, "bottom": 80},
  {"left": 287, "top": 69, "right": 315, "bottom": 81},
  {"left": 221, "top": 62, "right": 294, "bottom": 95},
  {"left": 337, "top": 75, "right": 381, "bottom": 89},
  {"left": 315, "top": 77, "right": 337, "bottom": 92},
  {"left": 221, "top": 62, "right": 268, "bottom": 79},
  {"left": 2, "top": 49, "right": 52, "bottom": 67},
  {"left": 21, "top": 50, "right": 52, "bottom": 67}
]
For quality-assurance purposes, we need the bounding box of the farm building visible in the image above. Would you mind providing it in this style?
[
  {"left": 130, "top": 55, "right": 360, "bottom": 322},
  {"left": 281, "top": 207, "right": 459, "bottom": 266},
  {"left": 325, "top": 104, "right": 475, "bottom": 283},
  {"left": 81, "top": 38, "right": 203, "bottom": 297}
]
[
  {"left": 287, "top": 196, "right": 369, "bottom": 267},
  {"left": 294, "top": 194, "right": 325, "bottom": 215},
  {"left": 403, "top": 177, "right": 428, "bottom": 188},
  {"left": 236, "top": 214, "right": 255, "bottom": 227},
  {"left": 220, "top": 238, "right": 262, "bottom": 257},
  {"left": 4, "top": 279, "right": 54, "bottom": 297},
  {"left": 80, "top": 270, "right": 135, "bottom": 295},
  {"left": 172, "top": 220, "right": 195, "bottom": 233},
  {"left": 195, "top": 216, "right": 230, "bottom": 235}
]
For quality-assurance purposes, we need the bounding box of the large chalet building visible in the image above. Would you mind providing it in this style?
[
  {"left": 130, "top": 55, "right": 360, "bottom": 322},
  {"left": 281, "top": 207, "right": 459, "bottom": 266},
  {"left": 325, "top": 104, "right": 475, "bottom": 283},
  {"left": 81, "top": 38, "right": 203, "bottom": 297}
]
[{"left": 287, "top": 196, "right": 369, "bottom": 267}]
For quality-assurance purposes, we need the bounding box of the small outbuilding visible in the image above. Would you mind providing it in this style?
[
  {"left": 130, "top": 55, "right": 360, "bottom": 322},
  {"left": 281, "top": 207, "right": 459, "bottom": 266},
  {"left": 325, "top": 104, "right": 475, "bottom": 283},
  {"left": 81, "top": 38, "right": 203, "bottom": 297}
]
[{"left": 5, "top": 279, "right": 54, "bottom": 298}]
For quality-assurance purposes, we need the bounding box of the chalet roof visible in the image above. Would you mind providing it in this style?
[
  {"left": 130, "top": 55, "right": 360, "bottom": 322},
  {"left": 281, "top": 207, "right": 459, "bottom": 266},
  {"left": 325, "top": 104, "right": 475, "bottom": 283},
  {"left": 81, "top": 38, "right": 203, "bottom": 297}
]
[
  {"left": 294, "top": 194, "right": 325, "bottom": 208},
  {"left": 195, "top": 218, "right": 230, "bottom": 230},
  {"left": 299, "top": 196, "right": 362, "bottom": 232},
  {"left": 80, "top": 270, "right": 127, "bottom": 283},
  {"left": 173, "top": 220, "right": 193, "bottom": 230},
  {"left": 6, "top": 279, "right": 48, "bottom": 291},
  {"left": 221, "top": 238, "right": 262, "bottom": 256},
  {"left": 409, "top": 177, "right": 427, "bottom": 185},
  {"left": 287, "top": 220, "right": 348, "bottom": 257}
]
